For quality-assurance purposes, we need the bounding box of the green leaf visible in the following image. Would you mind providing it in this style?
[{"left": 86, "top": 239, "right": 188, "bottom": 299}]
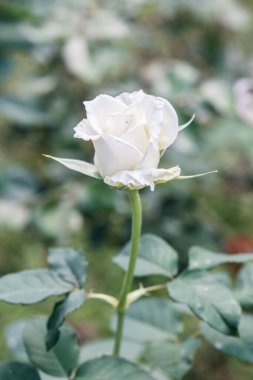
[
  {"left": 0, "top": 269, "right": 73, "bottom": 304},
  {"left": 114, "top": 234, "right": 178, "bottom": 278},
  {"left": 168, "top": 270, "right": 241, "bottom": 335},
  {"left": 39, "top": 373, "right": 64, "bottom": 380},
  {"left": 48, "top": 248, "right": 88, "bottom": 288},
  {"left": 235, "top": 263, "right": 253, "bottom": 308},
  {"left": 201, "top": 313, "right": 253, "bottom": 362},
  {"left": 46, "top": 289, "right": 85, "bottom": 350},
  {"left": 44, "top": 156, "right": 100, "bottom": 179},
  {"left": 79, "top": 338, "right": 143, "bottom": 363},
  {"left": 0, "top": 361, "right": 41, "bottom": 380},
  {"left": 111, "top": 298, "right": 182, "bottom": 342},
  {"left": 189, "top": 246, "right": 253, "bottom": 270},
  {"left": 23, "top": 317, "right": 79, "bottom": 377},
  {"left": 144, "top": 338, "right": 200, "bottom": 380},
  {"left": 39, "top": 374, "right": 63, "bottom": 380},
  {"left": 75, "top": 356, "right": 155, "bottom": 380},
  {"left": 4, "top": 319, "right": 29, "bottom": 362}
]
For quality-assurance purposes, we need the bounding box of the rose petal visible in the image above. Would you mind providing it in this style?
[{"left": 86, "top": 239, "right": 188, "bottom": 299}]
[
  {"left": 93, "top": 134, "right": 142, "bottom": 177},
  {"left": 117, "top": 90, "right": 164, "bottom": 142},
  {"left": 135, "top": 141, "right": 160, "bottom": 170},
  {"left": 157, "top": 97, "right": 179, "bottom": 150},
  {"left": 43, "top": 155, "right": 100, "bottom": 178},
  {"left": 74, "top": 118, "right": 100, "bottom": 140},
  {"left": 84, "top": 94, "right": 127, "bottom": 132},
  {"left": 136, "top": 94, "right": 164, "bottom": 141},
  {"left": 121, "top": 123, "right": 149, "bottom": 154},
  {"left": 104, "top": 165, "right": 181, "bottom": 191},
  {"left": 116, "top": 90, "right": 145, "bottom": 105}
]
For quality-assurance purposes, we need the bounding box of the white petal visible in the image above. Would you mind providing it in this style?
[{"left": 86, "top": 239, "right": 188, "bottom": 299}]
[
  {"left": 116, "top": 90, "right": 145, "bottom": 105},
  {"left": 157, "top": 97, "right": 179, "bottom": 150},
  {"left": 135, "top": 141, "right": 160, "bottom": 170},
  {"left": 84, "top": 94, "right": 127, "bottom": 132},
  {"left": 105, "top": 110, "right": 143, "bottom": 137},
  {"left": 137, "top": 95, "right": 164, "bottom": 141},
  {"left": 43, "top": 155, "right": 100, "bottom": 178},
  {"left": 121, "top": 124, "right": 149, "bottom": 154},
  {"left": 74, "top": 118, "right": 100, "bottom": 140},
  {"left": 117, "top": 90, "right": 164, "bottom": 142},
  {"left": 93, "top": 134, "right": 142, "bottom": 177},
  {"left": 104, "top": 166, "right": 181, "bottom": 191}
]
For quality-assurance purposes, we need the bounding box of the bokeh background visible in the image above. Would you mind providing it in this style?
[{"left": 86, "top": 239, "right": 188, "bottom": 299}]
[{"left": 0, "top": 0, "right": 253, "bottom": 378}]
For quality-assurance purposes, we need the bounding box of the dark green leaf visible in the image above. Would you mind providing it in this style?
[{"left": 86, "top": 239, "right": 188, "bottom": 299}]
[
  {"left": 79, "top": 338, "right": 143, "bottom": 363},
  {"left": 75, "top": 356, "right": 155, "bottom": 380},
  {"left": 23, "top": 317, "right": 79, "bottom": 377},
  {"left": 0, "top": 269, "right": 73, "bottom": 305},
  {"left": 46, "top": 289, "right": 85, "bottom": 350},
  {"left": 168, "top": 270, "right": 241, "bottom": 335},
  {"left": 48, "top": 248, "right": 88, "bottom": 287},
  {"left": 201, "top": 313, "right": 253, "bottom": 362},
  {"left": 235, "top": 263, "right": 253, "bottom": 308},
  {"left": 144, "top": 338, "right": 200, "bottom": 380},
  {"left": 189, "top": 246, "right": 253, "bottom": 270},
  {"left": 0, "top": 361, "right": 41, "bottom": 380},
  {"left": 111, "top": 298, "right": 182, "bottom": 342},
  {"left": 114, "top": 234, "right": 178, "bottom": 278}
]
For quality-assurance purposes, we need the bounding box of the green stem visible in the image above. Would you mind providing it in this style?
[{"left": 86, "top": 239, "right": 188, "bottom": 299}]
[{"left": 113, "top": 190, "right": 142, "bottom": 356}]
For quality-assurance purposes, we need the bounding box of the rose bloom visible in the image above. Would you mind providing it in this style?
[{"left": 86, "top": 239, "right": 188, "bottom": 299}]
[{"left": 46, "top": 90, "right": 205, "bottom": 190}]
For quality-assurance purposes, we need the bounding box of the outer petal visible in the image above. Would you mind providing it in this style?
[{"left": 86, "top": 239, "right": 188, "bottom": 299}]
[
  {"left": 84, "top": 94, "right": 127, "bottom": 132},
  {"left": 135, "top": 141, "right": 160, "bottom": 170},
  {"left": 104, "top": 166, "right": 181, "bottom": 191},
  {"left": 43, "top": 155, "right": 100, "bottom": 178},
  {"left": 157, "top": 97, "right": 179, "bottom": 150},
  {"left": 116, "top": 90, "right": 145, "bottom": 105},
  {"left": 93, "top": 134, "right": 142, "bottom": 177},
  {"left": 74, "top": 118, "right": 100, "bottom": 141}
]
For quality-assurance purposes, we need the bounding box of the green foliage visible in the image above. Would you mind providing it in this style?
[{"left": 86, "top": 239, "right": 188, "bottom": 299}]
[
  {"left": 168, "top": 270, "right": 241, "bottom": 335},
  {"left": 201, "top": 313, "right": 253, "bottom": 363},
  {"left": 0, "top": 361, "right": 41, "bottom": 380},
  {"left": 46, "top": 289, "right": 85, "bottom": 350},
  {"left": 144, "top": 338, "right": 200, "bottom": 380},
  {"left": 0, "top": 269, "right": 72, "bottom": 304},
  {"left": 189, "top": 246, "right": 253, "bottom": 270},
  {"left": 79, "top": 338, "right": 143, "bottom": 363},
  {"left": 112, "top": 298, "right": 182, "bottom": 342},
  {"left": 235, "top": 264, "right": 253, "bottom": 308},
  {"left": 3, "top": 237, "right": 253, "bottom": 379},
  {"left": 114, "top": 234, "right": 178, "bottom": 277},
  {"left": 23, "top": 317, "right": 79, "bottom": 377},
  {"left": 47, "top": 248, "right": 88, "bottom": 288},
  {"left": 75, "top": 356, "right": 155, "bottom": 380},
  {"left": 46, "top": 248, "right": 88, "bottom": 349},
  {"left": 4, "top": 319, "right": 29, "bottom": 362}
]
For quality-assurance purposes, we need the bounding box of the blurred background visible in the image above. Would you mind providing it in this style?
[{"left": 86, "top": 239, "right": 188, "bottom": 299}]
[{"left": 0, "top": 0, "right": 253, "bottom": 378}]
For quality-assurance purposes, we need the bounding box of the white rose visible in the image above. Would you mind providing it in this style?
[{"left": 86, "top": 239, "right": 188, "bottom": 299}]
[
  {"left": 73, "top": 90, "right": 182, "bottom": 190},
  {"left": 45, "top": 90, "right": 213, "bottom": 190}
]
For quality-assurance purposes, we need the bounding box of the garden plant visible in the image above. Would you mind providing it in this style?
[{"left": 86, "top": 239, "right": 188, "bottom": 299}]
[{"left": 1, "top": 90, "right": 253, "bottom": 380}]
